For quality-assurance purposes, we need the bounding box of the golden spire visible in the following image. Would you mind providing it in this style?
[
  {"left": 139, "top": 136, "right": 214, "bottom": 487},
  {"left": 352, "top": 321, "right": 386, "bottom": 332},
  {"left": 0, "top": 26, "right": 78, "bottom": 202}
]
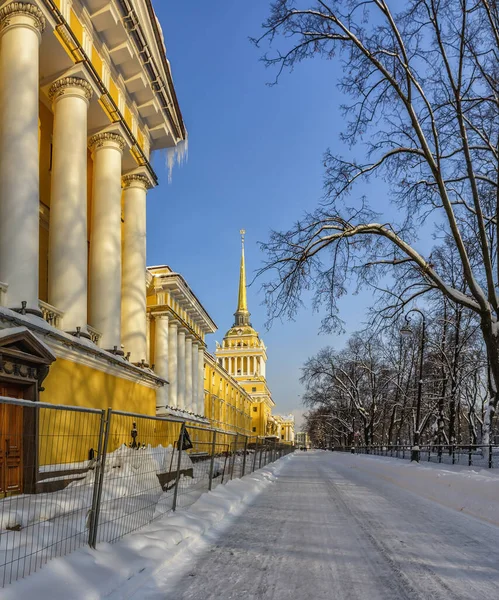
[{"left": 234, "top": 229, "right": 251, "bottom": 326}]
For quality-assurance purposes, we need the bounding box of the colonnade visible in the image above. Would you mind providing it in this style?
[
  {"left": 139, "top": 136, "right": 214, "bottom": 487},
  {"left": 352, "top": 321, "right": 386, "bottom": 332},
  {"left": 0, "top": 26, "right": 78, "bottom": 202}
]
[
  {"left": 0, "top": 3, "right": 151, "bottom": 364},
  {"left": 154, "top": 314, "right": 205, "bottom": 415},
  {"left": 223, "top": 355, "right": 266, "bottom": 378}
]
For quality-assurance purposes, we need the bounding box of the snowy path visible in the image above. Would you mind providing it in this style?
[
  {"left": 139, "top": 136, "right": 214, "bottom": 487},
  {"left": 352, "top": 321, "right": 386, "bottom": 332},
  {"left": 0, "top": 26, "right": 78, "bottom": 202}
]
[{"left": 131, "top": 451, "right": 499, "bottom": 600}]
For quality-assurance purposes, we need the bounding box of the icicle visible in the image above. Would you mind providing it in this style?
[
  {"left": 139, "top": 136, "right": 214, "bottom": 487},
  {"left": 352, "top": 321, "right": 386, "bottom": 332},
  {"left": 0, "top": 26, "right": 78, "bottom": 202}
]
[{"left": 166, "top": 137, "right": 189, "bottom": 182}]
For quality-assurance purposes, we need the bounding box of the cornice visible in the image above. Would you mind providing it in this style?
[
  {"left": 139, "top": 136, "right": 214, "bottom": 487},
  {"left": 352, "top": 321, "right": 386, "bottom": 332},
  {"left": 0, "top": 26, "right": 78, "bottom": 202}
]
[
  {"left": 49, "top": 76, "right": 93, "bottom": 102},
  {"left": 89, "top": 132, "right": 126, "bottom": 153},
  {"left": 0, "top": 307, "right": 165, "bottom": 389},
  {"left": 0, "top": 2, "right": 46, "bottom": 33}
]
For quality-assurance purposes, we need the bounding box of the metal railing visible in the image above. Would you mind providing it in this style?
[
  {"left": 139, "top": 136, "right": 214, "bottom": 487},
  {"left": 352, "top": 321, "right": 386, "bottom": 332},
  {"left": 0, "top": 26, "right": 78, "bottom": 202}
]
[
  {"left": 0, "top": 396, "right": 293, "bottom": 587},
  {"left": 335, "top": 443, "right": 499, "bottom": 468}
]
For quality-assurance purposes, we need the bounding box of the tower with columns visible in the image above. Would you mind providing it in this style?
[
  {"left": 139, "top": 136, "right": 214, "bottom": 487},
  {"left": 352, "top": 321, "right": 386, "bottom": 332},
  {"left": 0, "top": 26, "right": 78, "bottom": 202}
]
[{"left": 215, "top": 231, "right": 275, "bottom": 437}]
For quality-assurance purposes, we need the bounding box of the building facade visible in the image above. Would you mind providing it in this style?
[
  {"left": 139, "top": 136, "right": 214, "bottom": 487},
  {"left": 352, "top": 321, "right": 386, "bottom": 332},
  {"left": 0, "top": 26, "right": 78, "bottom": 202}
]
[
  {"left": 0, "top": 1, "right": 287, "bottom": 495},
  {"left": 295, "top": 431, "right": 311, "bottom": 449},
  {"left": 0, "top": 0, "right": 188, "bottom": 494},
  {"left": 274, "top": 414, "right": 295, "bottom": 443}
]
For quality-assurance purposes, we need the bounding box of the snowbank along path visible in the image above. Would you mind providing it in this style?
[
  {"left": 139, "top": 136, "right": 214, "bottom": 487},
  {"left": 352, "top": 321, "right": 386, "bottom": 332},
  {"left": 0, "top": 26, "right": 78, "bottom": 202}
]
[{"left": 134, "top": 450, "right": 499, "bottom": 600}]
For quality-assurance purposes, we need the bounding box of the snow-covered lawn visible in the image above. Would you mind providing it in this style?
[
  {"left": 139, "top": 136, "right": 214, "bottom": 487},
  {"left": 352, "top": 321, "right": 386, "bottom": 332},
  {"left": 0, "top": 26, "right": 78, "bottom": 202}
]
[
  {"left": 331, "top": 451, "right": 499, "bottom": 525},
  {"left": 1, "top": 454, "right": 289, "bottom": 599}
]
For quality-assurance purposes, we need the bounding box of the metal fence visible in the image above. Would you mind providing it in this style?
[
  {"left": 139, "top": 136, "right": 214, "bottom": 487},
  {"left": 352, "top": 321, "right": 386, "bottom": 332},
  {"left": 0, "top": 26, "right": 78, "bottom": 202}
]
[
  {"left": 0, "top": 396, "right": 294, "bottom": 587},
  {"left": 335, "top": 443, "right": 499, "bottom": 468}
]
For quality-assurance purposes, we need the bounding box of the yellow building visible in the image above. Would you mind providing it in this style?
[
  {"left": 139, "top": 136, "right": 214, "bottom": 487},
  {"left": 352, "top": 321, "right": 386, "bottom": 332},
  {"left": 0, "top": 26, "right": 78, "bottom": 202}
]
[
  {"left": 0, "top": 0, "right": 187, "bottom": 493},
  {"left": 203, "top": 352, "right": 252, "bottom": 437},
  {"left": 215, "top": 231, "right": 276, "bottom": 438},
  {"left": 145, "top": 265, "right": 252, "bottom": 443},
  {"left": 0, "top": 2, "right": 271, "bottom": 495},
  {"left": 274, "top": 414, "right": 295, "bottom": 444}
]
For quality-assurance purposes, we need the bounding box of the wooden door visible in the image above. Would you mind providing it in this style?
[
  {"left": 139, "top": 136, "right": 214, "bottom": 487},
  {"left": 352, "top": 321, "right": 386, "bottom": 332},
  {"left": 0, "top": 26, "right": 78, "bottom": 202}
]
[{"left": 0, "top": 385, "right": 23, "bottom": 495}]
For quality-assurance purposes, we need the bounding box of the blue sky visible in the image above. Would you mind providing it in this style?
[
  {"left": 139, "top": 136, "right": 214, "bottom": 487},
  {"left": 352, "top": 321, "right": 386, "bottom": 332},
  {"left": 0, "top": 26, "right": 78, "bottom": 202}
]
[{"left": 146, "top": 1, "right": 410, "bottom": 425}]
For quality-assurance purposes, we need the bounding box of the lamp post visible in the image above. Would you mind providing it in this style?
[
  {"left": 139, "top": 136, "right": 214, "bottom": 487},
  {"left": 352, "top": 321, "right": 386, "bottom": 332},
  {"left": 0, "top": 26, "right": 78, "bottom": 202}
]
[{"left": 400, "top": 308, "right": 426, "bottom": 463}]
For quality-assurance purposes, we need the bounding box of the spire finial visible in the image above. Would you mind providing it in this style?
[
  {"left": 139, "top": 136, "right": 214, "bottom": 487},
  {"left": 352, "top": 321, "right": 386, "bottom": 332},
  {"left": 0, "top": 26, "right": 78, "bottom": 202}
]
[{"left": 234, "top": 229, "right": 250, "bottom": 326}]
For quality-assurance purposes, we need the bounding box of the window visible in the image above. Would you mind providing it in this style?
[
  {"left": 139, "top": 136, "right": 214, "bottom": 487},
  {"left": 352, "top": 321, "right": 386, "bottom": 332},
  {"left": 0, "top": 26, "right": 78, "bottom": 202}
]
[
  {"left": 253, "top": 407, "right": 258, "bottom": 412},
  {"left": 252, "top": 427, "right": 257, "bottom": 432},
  {"left": 252, "top": 387, "right": 257, "bottom": 392},
  {"left": 281, "top": 435, "right": 284, "bottom": 440}
]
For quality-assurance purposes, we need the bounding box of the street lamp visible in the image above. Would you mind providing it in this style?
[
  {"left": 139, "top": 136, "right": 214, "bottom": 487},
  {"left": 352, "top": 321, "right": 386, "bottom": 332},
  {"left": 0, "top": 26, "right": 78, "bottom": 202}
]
[{"left": 400, "top": 308, "right": 426, "bottom": 463}]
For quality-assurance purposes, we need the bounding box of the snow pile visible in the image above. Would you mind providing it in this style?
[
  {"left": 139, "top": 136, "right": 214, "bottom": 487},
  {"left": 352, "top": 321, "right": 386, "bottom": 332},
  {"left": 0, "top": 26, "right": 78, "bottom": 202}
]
[
  {"left": 1, "top": 454, "right": 293, "bottom": 599},
  {"left": 337, "top": 452, "right": 499, "bottom": 525},
  {"left": 0, "top": 444, "right": 196, "bottom": 584}
]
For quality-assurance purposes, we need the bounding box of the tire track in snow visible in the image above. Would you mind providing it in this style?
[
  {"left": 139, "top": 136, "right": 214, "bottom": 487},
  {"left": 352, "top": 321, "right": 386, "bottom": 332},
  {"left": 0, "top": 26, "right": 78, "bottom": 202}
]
[
  {"left": 321, "top": 466, "right": 461, "bottom": 600},
  {"left": 320, "top": 456, "right": 499, "bottom": 600}
]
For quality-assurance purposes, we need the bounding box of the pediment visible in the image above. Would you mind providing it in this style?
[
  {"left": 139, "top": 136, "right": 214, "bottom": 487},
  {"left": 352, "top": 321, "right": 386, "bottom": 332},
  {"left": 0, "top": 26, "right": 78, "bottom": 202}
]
[{"left": 0, "top": 327, "right": 56, "bottom": 365}]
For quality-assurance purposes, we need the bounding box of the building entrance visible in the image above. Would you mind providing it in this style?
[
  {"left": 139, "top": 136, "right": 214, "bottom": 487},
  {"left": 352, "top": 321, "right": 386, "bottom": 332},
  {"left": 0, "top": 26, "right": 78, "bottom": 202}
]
[{"left": 0, "top": 384, "right": 24, "bottom": 495}]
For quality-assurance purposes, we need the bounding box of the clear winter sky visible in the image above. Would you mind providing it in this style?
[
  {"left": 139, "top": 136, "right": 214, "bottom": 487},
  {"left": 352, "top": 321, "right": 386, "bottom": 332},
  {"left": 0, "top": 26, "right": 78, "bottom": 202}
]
[{"left": 147, "top": 1, "right": 428, "bottom": 427}]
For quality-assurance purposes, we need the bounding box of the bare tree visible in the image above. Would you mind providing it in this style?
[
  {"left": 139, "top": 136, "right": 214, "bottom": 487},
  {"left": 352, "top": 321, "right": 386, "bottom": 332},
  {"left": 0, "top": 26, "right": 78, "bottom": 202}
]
[{"left": 254, "top": 0, "right": 499, "bottom": 440}]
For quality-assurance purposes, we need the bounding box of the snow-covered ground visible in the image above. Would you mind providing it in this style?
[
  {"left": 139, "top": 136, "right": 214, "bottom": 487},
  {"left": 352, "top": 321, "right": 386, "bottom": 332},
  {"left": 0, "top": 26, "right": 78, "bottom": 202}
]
[
  {"left": 1, "top": 455, "right": 287, "bottom": 599},
  {"left": 0, "top": 443, "right": 244, "bottom": 586},
  {"left": 5, "top": 450, "right": 499, "bottom": 599}
]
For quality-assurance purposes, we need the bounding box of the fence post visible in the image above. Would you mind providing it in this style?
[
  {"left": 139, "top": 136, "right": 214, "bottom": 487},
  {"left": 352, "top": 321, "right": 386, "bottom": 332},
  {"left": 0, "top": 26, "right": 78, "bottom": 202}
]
[
  {"left": 489, "top": 441, "right": 493, "bottom": 469},
  {"left": 451, "top": 444, "right": 456, "bottom": 465},
  {"left": 259, "top": 442, "right": 263, "bottom": 468},
  {"left": 252, "top": 437, "right": 259, "bottom": 472},
  {"left": 241, "top": 435, "right": 248, "bottom": 476},
  {"left": 172, "top": 423, "right": 186, "bottom": 511},
  {"left": 208, "top": 429, "right": 217, "bottom": 491},
  {"left": 230, "top": 433, "right": 239, "bottom": 480},
  {"left": 88, "top": 408, "right": 112, "bottom": 548}
]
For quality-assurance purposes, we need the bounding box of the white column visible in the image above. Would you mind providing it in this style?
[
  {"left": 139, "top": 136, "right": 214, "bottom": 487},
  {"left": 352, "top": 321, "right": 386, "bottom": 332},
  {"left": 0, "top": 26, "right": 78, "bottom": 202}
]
[
  {"left": 198, "top": 346, "right": 205, "bottom": 416},
  {"left": 261, "top": 359, "right": 266, "bottom": 379},
  {"left": 192, "top": 342, "right": 199, "bottom": 414},
  {"left": 177, "top": 329, "right": 186, "bottom": 410},
  {"left": 154, "top": 314, "right": 169, "bottom": 410},
  {"left": 0, "top": 4, "right": 45, "bottom": 313},
  {"left": 121, "top": 173, "right": 151, "bottom": 363},
  {"left": 88, "top": 132, "right": 125, "bottom": 350},
  {"left": 49, "top": 76, "right": 93, "bottom": 334},
  {"left": 168, "top": 321, "right": 178, "bottom": 407},
  {"left": 146, "top": 313, "right": 151, "bottom": 365},
  {"left": 185, "top": 336, "right": 193, "bottom": 412}
]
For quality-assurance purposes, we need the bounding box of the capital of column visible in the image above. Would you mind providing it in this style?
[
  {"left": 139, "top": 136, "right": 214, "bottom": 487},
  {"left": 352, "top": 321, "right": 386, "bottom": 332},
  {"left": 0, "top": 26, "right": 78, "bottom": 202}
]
[
  {"left": 0, "top": 2, "right": 46, "bottom": 37},
  {"left": 89, "top": 132, "right": 125, "bottom": 154},
  {"left": 122, "top": 173, "right": 153, "bottom": 190},
  {"left": 49, "top": 77, "right": 93, "bottom": 104},
  {"left": 169, "top": 320, "right": 179, "bottom": 331},
  {"left": 153, "top": 312, "right": 170, "bottom": 323}
]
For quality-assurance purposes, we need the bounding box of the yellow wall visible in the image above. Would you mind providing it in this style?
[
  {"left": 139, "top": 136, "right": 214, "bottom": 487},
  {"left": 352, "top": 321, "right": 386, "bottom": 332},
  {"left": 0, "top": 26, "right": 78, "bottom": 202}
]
[
  {"left": 203, "top": 360, "right": 252, "bottom": 438},
  {"left": 39, "top": 357, "right": 157, "bottom": 465},
  {"left": 39, "top": 102, "right": 53, "bottom": 302}
]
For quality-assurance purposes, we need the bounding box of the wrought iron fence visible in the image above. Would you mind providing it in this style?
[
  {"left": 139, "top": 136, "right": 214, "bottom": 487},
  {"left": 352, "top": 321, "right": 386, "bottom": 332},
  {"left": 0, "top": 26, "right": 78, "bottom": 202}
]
[
  {"left": 335, "top": 443, "right": 499, "bottom": 468},
  {"left": 0, "top": 396, "right": 293, "bottom": 587}
]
